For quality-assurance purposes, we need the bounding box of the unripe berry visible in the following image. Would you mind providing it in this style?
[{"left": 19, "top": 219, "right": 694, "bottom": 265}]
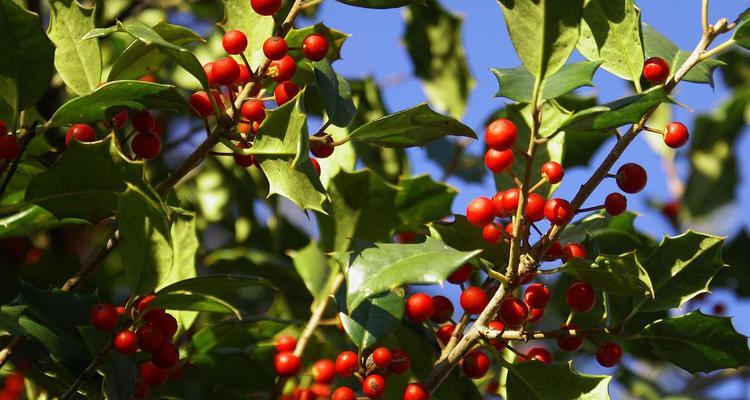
[
  {"left": 460, "top": 287, "right": 488, "bottom": 315},
  {"left": 431, "top": 295, "right": 454, "bottom": 323},
  {"left": 268, "top": 55, "right": 297, "bottom": 82},
  {"left": 131, "top": 132, "right": 161, "bottom": 160},
  {"left": 436, "top": 324, "right": 455, "bottom": 345},
  {"left": 335, "top": 351, "right": 358, "bottom": 376},
  {"left": 482, "top": 223, "right": 504, "bottom": 244},
  {"left": 91, "top": 303, "right": 118, "bottom": 331},
  {"left": 404, "top": 383, "right": 429, "bottom": 400},
  {"left": 528, "top": 307, "right": 544, "bottom": 323},
  {"left": 616, "top": 163, "right": 647, "bottom": 194},
  {"left": 274, "top": 352, "right": 301, "bottom": 376},
  {"left": 406, "top": 293, "right": 435, "bottom": 322},
  {"left": 604, "top": 192, "right": 627, "bottom": 216},
  {"left": 132, "top": 110, "right": 156, "bottom": 133},
  {"left": 0, "top": 135, "right": 20, "bottom": 160},
  {"left": 562, "top": 243, "right": 587, "bottom": 262},
  {"left": 362, "top": 374, "right": 386, "bottom": 398},
  {"left": 461, "top": 350, "right": 490, "bottom": 379},
  {"left": 251, "top": 0, "right": 282, "bottom": 15},
  {"left": 487, "top": 320, "right": 505, "bottom": 351},
  {"left": 544, "top": 198, "right": 574, "bottom": 225},
  {"left": 274, "top": 81, "right": 300, "bottom": 106},
  {"left": 596, "top": 341, "right": 622, "bottom": 367},
  {"left": 541, "top": 161, "right": 564, "bottom": 184},
  {"left": 466, "top": 196, "right": 496, "bottom": 227},
  {"left": 447, "top": 263, "right": 473, "bottom": 284},
  {"left": 371, "top": 347, "right": 392, "bottom": 368},
  {"left": 241, "top": 100, "right": 266, "bottom": 122},
  {"left": 66, "top": 124, "right": 96, "bottom": 146},
  {"left": 152, "top": 342, "right": 179, "bottom": 368},
  {"left": 556, "top": 323, "right": 584, "bottom": 352},
  {"left": 485, "top": 118, "right": 517, "bottom": 151},
  {"left": 113, "top": 330, "right": 138, "bottom": 354},
  {"left": 263, "top": 36, "right": 288, "bottom": 60},
  {"left": 312, "top": 358, "right": 335, "bottom": 383},
  {"left": 389, "top": 349, "right": 410, "bottom": 374},
  {"left": 643, "top": 57, "right": 670, "bottom": 84},
  {"left": 213, "top": 57, "right": 241, "bottom": 86},
  {"left": 222, "top": 30, "right": 248, "bottom": 55},
  {"left": 664, "top": 121, "right": 689, "bottom": 148},
  {"left": 499, "top": 297, "right": 528, "bottom": 328},
  {"left": 525, "top": 347, "right": 552, "bottom": 364},
  {"left": 544, "top": 240, "right": 563, "bottom": 261},
  {"left": 302, "top": 34, "right": 329, "bottom": 61},
  {"left": 274, "top": 335, "right": 297, "bottom": 353},
  {"left": 566, "top": 281, "right": 596, "bottom": 312},
  {"left": 524, "top": 284, "right": 550, "bottom": 309},
  {"left": 525, "top": 193, "right": 546, "bottom": 222},
  {"left": 332, "top": 387, "right": 356, "bottom": 400},
  {"left": 139, "top": 361, "right": 168, "bottom": 386},
  {"left": 137, "top": 324, "right": 165, "bottom": 352},
  {"left": 484, "top": 149, "right": 515, "bottom": 173}
]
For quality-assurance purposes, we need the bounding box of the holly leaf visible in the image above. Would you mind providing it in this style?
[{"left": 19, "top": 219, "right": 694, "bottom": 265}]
[
  {"left": 350, "top": 103, "right": 475, "bottom": 147},
  {"left": 576, "top": 0, "right": 644, "bottom": 85},
  {"left": 286, "top": 23, "right": 349, "bottom": 62},
  {"left": 344, "top": 237, "right": 481, "bottom": 311},
  {"left": 491, "top": 61, "right": 601, "bottom": 103},
  {"left": 0, "top": 206, "right": 87, "bottom": 240},
  {"left": 713, "top": 230, "right": 750, "bottom": 297},
  {"left": 336, "top": 287, "right": 404, "bottom": 351},
  {"left": 290, "top": 241, "right": 340, "bottom": 311},
  {"left": 220, "top": 0, "right": 274, "bottom": 69},
  {"left": 428, "top": 215, "right": 505, "bottom": 264},
  {"left": 190, "top": 318, "right": 287, "bottom": 354},
  {"left": 643, "top": 24, "right": 724, "bottom": 86},
  {"left": 560, "top": 87, "right": 669, "bottom": 131},
  {"left": 638, "top": 311, "right": 750, "bottom": 373},
  {"left": 100, "top": 353, "right": 136, "bottom": 400},
  {"left": 498, "top": 0, "right": 583, "bottom": 79},
  {"left": 160, "top": 209, "right": 200, "bottom": 332},
  {"left": 312, "top": 60, "right": 356, "bottom": 127},
  {"left": 0, "top": 0, "right": 54, "bottom": 125},
  {"left": 505, "top": 361, "right": 612, "bottom": 400},
  {"left": 561, "top": 252, "right": 654, "bottom": 298},
  {"left": 47, "top": 0, "right": 101, "bottom": 95},
  {"left": 404, "top": 0, "right": 474, "bottom": 118},
  {"left": 48, "top": 81, "right": 187, "bottom": 127},
  {"left": 335, "top": 0, "right": 423, "bottom": 9},
  {"left": 396, "top": 174, "right": 456, "bottom": 231},
  {"left": 635, "top": 231, "right": 726, "bottom": 313}
]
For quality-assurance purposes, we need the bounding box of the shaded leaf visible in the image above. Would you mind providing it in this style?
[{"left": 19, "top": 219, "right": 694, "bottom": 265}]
[
  {"left": 561, "top": 252, "right": 654, "bottom": 298},
  {"left": 491, "top": 61, "right": 601, "bottom": 103},
  {"left": 312, "top": 60, "right": 356, "bottom": 127},
  {"left": 428, "top": 215, "right": 505, "bottom": 263},
  {"left": 336, "top": 288, "right": 404, "bottom": 351},
  {"left": 335, "top": 0, "right": 423, "bottom": 9},
  {"left": 560, "top": 87, "right": 669, "bottom": 131},
  {"left": 506, "top": 361, "right": 612, "bottom": 400},
  {"left": 396, "top": 174, "right": 456, "bottom": 231}
]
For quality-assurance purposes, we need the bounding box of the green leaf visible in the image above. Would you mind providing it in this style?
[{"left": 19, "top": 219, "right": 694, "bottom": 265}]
[
  {"left": 0, "top": 206, "right": 87, "bottom": 239},
  {"left": 560, "top": 87, "right": 669, "bottom": 131},
  {"left": 498, "top": 0, "right": 584, "bottom": 79},
  {"left": 635, "top": 231, "right": 726, "bottom": 313},
  {"left": 505, "top": 361, "right": 612, "bottom": 400},
  {"left": 108, "top": 21, "right": 205, "bottom": 81},
  {"left": 160, "top": 209, "right": 200, "bottom": 331},
  {"left": 47, "top": 0, "right": 101, "bottom": 95},
  {"left": 638, "top": 311, "right": 750, "bottom": 373},
  {"left": 191, "top": 319, "right": 287, "bottom": 354},
  {"left": 251, "top": 90, "right": 330, "bottom": 213},
  {"left": 285, "top": 23, "right": 349, "bottom": 62},
  {"left": 561, "top": 252, "right": 654, "bottom": 298},
  {"left": 48, "top": 80, "right": 187, "bottom": 127},
  {"left": 0, "top": 0, "right": 54, "bottom": 124},
  {"left": 24, "top": 136, "right": 148, "bottom": 222},
  {"left": 117, "top": 184, "right": 173, "bottom": 295},
  {"left": 349, "top": 103, "right": 475, "bottom": 147},
  {"left": 733, "top": 17, "right": 750, "bottom": 49},
  {"left": 289, "top": 241, "right": 339, "bottom": 311},
  {"left": 491, "top": 61, "right": 601, "bottom": 103},
  {"left": 643, "top": 24, "right": 724, "bottom": 86},
  {"left": 336, "top": 288, "right": 404, "bottom": 350},
  {"left": 713, "top": 230, "right": 750, "bottom": 297},
  {"left": 100, "top": 353, "right": 136, "bottom": 400},
  {"left": 404, "top": 0, "right": 474, "bottom": 118},
  {"left": 396, "top": 174, "right": 456, "bottom": 231},
  {"left": 428, "top": 215, "right": 505, "bottom": 263},
  {"left": 312, "top": 60, "right": 356, "bottom": 127},
  {"left": 576, "top": 0, "right": 644, "bottom": 85},
  {"left": 344, "top": 237, "right": 481, "bottom": 311},
  {"left": 220, "top": 0, "right": 274, "bottom": 69},
  {"left": 335, "top": 0, "right": 423, "bottom": 9}
]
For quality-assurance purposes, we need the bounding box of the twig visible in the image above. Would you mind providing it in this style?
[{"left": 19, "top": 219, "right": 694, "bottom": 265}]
[
  {"left": 0, "top": 121, "right": 39, "bottom": 199},
  {"left": 60, "top": 343, "right": 113, "bottom": 400}
]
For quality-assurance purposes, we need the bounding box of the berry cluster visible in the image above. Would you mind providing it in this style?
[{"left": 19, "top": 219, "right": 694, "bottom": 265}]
[{"left": 90, "top": 295, "right": 182, "bottom": 398}]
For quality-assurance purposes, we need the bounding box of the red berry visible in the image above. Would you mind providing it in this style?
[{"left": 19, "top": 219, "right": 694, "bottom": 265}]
[
  {"left": 466, "top": 196, "right": 496, "bottom": 227},
  {"left": 566, "top": 281, "right": 596, "bottom": 312},
  {"left": 431, "top": 295, "right": 454, "bottom": 323},
  {"left": 525, "top": 193, "right": 546, "bottom": 222},
  {"left": 312, "top": 358, "right": 335, "bottom": 383},
  {"left": 491, "top": 191, "right": 508, "bottom": 217},
  {"left": 213, "top": 57, "right": 241, "bottom": 86},
  {"left": 485, "top": 118, "right": 517, "bottom": 151},
  {"left": 263, "top": 36, "right": 288, "bottom": 60},
  {"left": 251, "top": 0, "right": 281, "bottom": 15},
  {"left": 643, "top": 57, "right": 670, "bottom": 84},
  {"left": 274, "top": 335, "right": 297, "bottom": 353},
  {"left": 525, "top": 347, "right": 552, "bottom": 364},
  {"left": 713, "top": 303, "right": 726, "bottom": 315},
  {"left": 461, "top": 351, "right": 490, "bottom": 379},
  {"left": 544, "top": 240, "right": 563, "bottom": 261},
  {"left": 604, "top": 192, "right": 627, "bottom": 215},
  {"left": 241, "top": 100, "right": 266, "bottom": 122},
  {"left": 524, "top": 284, "right": 550, "bottom": 309},
  {"left": 274, "top": 352, "right": 301, "bottom": 376},
  {"left": 447, "top": 263, "right": 473, "bottom": 284},
  {"left": 223, "top": 30, "right": 248, "bottom": 55},
  {"left": 460, "top": 287, "right": 488, "bottom": 315},
  {"left": 499, "top": 297, "right": 528, "bottom": 328},
  {"left": 113, "top": 330, "right": 138, "bottom": 354},
  {"left": 142, "top": 307, "right": 165, "bottom": 324},
  {"left": 436, "top": 324, "right": 455, "bottom": 346},
  {"left": 335, "top": 351, "right": 358, "bottom": 376},
  {"left": 403, "top": 383, "right": 429, "bottom": 400},
  {"left": 203, "top": 62, "right": 218, "bottom": 87},
  {"left": 132, "top": 110, "right": 156, "bottom": 132},
  {"left": 134, "top": 382, "right": 150, "bottom": 398},
  {"left": 389, "top": 349, "right": 410, "bottom": 374},
  {"left": 406, "top": 293, "right": 435, "bottom": 322},
  {"left": 362, "top": 374, "right": 386, "bottom": 398},
  {"left": 108, "top": 110, "right": 128, "bottom": 129},
  {"left": 544, "top": 198, "right": 574, "bottom": 225},
  {"left": 501, "top": 189, "right": 520, "bottom": 214},
  {"left": 482, "top": 223, "right": 504, "bottom": 244},
  {"left": 596, "top": 341, "right": 622, "bottom": 367},
  {"left": 556, "top": 323, "right": 584, "bottom": 352},
  {"left": 274, "top": 81, "right": 300, "bottom": 105},
  {"left": 189, "top": 91, "right": 222, "bottom": 117},
  {"left": 91, "top": 303, "right": 119, "bottom": 331},
  {"left": 139, "top": 361, "right": 168, "bottom": 386},
  {"left": 303, "top": 34, "right": 329, "bottom": 61},
  {"left": 233, "top": 142, "right": 257, "bottom": 168},
  {"left": 297, "top": 389, "right": 316, "bottom": 400},
  {"left": 0, "top": 135, "right": 20, "bottom": 160},
  {"left": 484, "top": 149, "right": 515, "bottom": 173},
  {"left": 268, "top": 55, "right": 297, "bottom": 82},
  {"left": 371, "top": 347, "right": 393, "bottom": 368},
  {"left": 136, "top": 295, "right": 156, "bottom": 313},
  {"left": 562, "top": 243, "right": 587, "bottom": 262},
  {"left": 66, "top": 124, "right": 96, "bottom": 146},
  {"left": 528, "top": 307, "right": 544, "bottom": 323},
  {"left": 114, "top": 306, "right": 126, "bottom": 318},
  {"left": 155, "top": 313, "right": 178, "bottom": 340},
  {"left": 487, "top": 320, "right": 505, "bottom": 351},
  {"left": 520, "top": 272, "right": 536, "bottom": 284},
  {"left": 311, "top": 158, "right": 321, "bottom": 176},
  {"left": 310, "top": 136, "right": 334, "bottom": 158},
  {"left": 131, "top": 132, "right": 161, "bottom": 160},
  {"left": 0, "top": 120, "right": 7, "bottom": 135},
  {"left": 541, "top": 161, "right": 564, "bottom": 184},
  {"left": 616, "top": 163, "right": 647, "bottom": 194},
  {"left": 332, "top": 387, "right": 356, "bottom": 400},
  {"left": 137, "top": 324, "right": 165, "bottom": 352},
  {"left": 236, "top": 64, "right": 251, "bottom": 85},
  {"left": 152, "top": 342, "right": 179, "bottom": 368},
  {"left": 664, "top": 121, "right": 689, "bottom": 148}
]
